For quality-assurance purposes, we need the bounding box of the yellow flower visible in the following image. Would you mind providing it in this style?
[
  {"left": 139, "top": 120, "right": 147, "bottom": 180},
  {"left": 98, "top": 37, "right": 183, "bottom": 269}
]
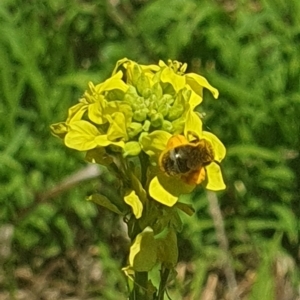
[
  {"left": 140, "top": 109, "right": 226, "bottom": 207},
  {"left": 158, "top": 60, "right": 219, "bottom": 108},
  {"left": 51, "top": 58, "right": 219, "bottom": 160},
  {"left": 51, "top": 58, "right": 225, "bottom": 208},
  {"left": 64, "top": 120, "right": 125, "bottom": 151}
]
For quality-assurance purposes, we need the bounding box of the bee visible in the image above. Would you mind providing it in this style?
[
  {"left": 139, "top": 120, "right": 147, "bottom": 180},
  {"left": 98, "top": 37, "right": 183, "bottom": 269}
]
[{"left": 159, "top": 135, "right": 215, "bottom": 181}]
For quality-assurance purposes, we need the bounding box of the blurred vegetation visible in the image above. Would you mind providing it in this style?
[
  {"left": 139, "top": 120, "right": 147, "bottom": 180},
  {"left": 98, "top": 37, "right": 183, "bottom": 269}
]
[{"left": 0, "top": 0, "right": 299, "bottom": 299}]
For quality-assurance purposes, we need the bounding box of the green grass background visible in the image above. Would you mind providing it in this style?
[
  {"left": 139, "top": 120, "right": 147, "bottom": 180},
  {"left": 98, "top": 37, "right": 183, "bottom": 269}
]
[{"left": 0, "top": 0, "right": 299, "bottom": 299}]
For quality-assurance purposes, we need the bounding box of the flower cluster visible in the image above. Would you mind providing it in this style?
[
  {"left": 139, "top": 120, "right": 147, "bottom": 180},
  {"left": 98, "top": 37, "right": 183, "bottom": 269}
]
[
  {"left": 51, "top": 58, "right": 226, "bottom": 281},
  {"left": 51, "top": 58, "right": 225, "bottom": 210}
]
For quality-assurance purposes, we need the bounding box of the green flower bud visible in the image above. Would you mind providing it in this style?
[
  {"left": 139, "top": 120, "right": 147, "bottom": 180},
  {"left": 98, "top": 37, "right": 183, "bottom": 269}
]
[
  {"left": 142, "top": 120, "right": 151, "bottom": 131},
  {"left": 171, "top": 117, "right": 185, "bottom": 133},
  {"left": 152, "top": 82, "right": 163, "bottom": 100},
  {"left": 142, "top": 88, "right": 152, "bottom": 99},
  {"left": 133, "top": 108, "right": 148, "bottom": 122},
  {"left": 106, "top": 89, "right": 125, "bottom": 101},
  {"left": 162, "top": 120, "right": 173, "bottom": 132},
  {"left": 123, "top": 141, "right": 142, "bottom": 157},
  {"left": 136, "top": 73, "right": 150, "bottom": 96},
  {"left": 168, "top": 105, "right": 185, "bottom": 121},
  {"left": 148, "top": 99, "right": 158, "bottom": 111},
  {"left": 131, "top": 64, "right": 142, "bottom": 86},
  {"left": 128, "top": 122, "right": 143, "bottom": 138},
  {"left": 150, "top": 112, "right": 164, "bottom": 128},
  {"left": 160, "top": 94, "right": 174, "bottom": 106},
  {"left": 158, "top": 103, "right": 169, "bottom": 117}
]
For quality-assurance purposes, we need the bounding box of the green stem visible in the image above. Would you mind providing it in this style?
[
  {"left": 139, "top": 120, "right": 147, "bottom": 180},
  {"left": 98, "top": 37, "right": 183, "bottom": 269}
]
[
  {"left": 157, "top": 266, "right": 170, "bottom": 300},
  {"left": 139, "top": 151, "right": 149, "bottom": 187},
  {"left": 130, "top": 271, "right": 148, "bottom": 300}
]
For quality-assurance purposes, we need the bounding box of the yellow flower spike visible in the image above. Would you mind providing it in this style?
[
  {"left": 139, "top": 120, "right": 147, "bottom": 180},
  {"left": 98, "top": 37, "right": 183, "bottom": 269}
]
[
  {"left": 124, "top": 190, "right": 143, "bottom": 219},
  {"left": 51, "top": 57, "right": 225, "bottom": 212}
]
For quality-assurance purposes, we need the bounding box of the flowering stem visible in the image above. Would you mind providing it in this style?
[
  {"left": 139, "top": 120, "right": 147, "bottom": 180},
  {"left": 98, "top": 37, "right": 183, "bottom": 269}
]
[{"left": 50, "top": 58, "right": 226, "bottom": 299}]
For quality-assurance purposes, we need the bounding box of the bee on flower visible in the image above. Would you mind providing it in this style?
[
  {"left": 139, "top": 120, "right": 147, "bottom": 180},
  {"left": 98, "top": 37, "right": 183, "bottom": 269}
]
[{"left": 50, "top": 58, "right": 225, "bottom": 210}]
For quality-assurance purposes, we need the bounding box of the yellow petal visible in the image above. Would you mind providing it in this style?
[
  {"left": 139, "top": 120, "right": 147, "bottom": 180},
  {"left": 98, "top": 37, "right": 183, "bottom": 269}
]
[
  {"left": 205, "top": 162, "right": 226, "bottom": 191},
  {"left": 111, "top": 58, "right": 130, "bottom": 75},
  {"left": 139, "top": 63, "right": 160, "bottom": 73},
  {"left": 165, "top": 135, "right": 189, "bottom": 150},
  {"left": 185, "top": 73, "right": 219, "bottom": 99},
  {"left": 123, "top": 141, "right": 141, "bottom": 157},
  {"left": 66, "top": 102, "right": 87, "bottom": 124},
  {"left": 107, "top": 112, "right": 128, "bottom": 141},
  {"left": 124, "top": 190, "right": 143, "bottom": 219},
  {"left": 106, "top": 101, "right": 133, "bottom": 125},
  {"left": 161, "top": 67, "right": 185, "bottom": 93},
  {"left": 188, "top": 89, "right": 203, "bottom": 109},
  {"left": 88, "top": 99, "right": 107, "bottom": 124},
  {"left": 140, "top": 130, "right": 172, "bottom": 157},
  {"left": 158, "top": 60, "right": 167, "bottom": 68},
  {"left": 149, "top": 175, "right": 194, "bottom": 207},
  {"left": 149, "top": 176, "right": 178, "bottom": 207},
  {"left": 184, "top": 109, "right": 203, "bottom": 140},
  {"left": 94, "top": 135, "right": 125, "bottom": 148},
  {"left": 94, "top": 71, "right": 128, "bottom": 93},
  {"left": 202, "top": 131, "right": 226, "bottom": 162},
  {"left": 65, "top": 120, "right": 100, "bottom": 151},
  {"left": 50, "top": 122, "right": 68, "bottom": 139}
]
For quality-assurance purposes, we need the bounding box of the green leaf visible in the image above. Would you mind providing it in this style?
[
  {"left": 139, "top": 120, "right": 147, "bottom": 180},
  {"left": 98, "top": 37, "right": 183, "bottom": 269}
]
[
  {"left": 249, "top": 234, "right": 282, "bottom": 300},
  {"left": 129, "top": 227, "right": 157, "bottom": 272},
  {"left": 175, "top": 202, "right": 195, "bottom": 216},
  {"left": 87, "top": 194, "right": 123, "bottom": 215},
  {"left": 271, "top": 204, "right": 298, "bottom": 244},
  {"left": 157, "top": 228, "right": 178, "bottom": 268}
]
